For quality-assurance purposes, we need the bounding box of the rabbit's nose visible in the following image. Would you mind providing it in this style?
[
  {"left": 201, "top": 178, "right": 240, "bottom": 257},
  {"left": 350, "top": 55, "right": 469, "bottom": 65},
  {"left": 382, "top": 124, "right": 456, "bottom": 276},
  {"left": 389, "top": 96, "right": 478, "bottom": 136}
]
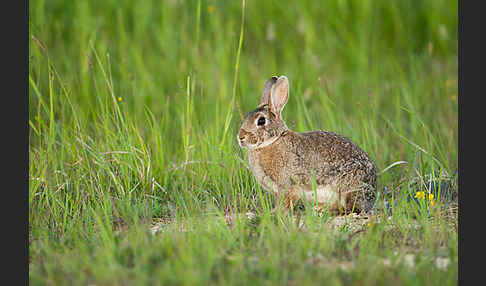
[{"left": 238, "top": 130, "right": 246, "bottom": 140}]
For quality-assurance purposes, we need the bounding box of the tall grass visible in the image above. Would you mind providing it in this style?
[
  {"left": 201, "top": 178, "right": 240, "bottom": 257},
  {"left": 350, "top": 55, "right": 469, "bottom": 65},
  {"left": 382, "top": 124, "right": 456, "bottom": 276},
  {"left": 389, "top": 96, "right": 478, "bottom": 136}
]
[{"left": 29, "top": 0, "right": 457, "bottom": 285}]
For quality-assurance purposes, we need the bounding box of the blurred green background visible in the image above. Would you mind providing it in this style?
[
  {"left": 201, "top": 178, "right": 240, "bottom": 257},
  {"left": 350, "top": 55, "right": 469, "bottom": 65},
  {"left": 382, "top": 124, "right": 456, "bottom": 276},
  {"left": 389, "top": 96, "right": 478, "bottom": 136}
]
[
  {"left": 29, "top": 0, "right": 457, "bottom": 284},
  {"left": 29, "top": 0, "right": 458, "bottom": 166}
]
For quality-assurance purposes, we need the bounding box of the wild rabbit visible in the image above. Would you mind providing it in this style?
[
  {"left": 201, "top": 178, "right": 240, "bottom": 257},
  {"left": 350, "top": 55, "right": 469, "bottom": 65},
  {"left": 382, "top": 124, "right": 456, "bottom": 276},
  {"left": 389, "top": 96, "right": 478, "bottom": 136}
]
[{"left": 238, "top": 75, "right": 377, "bottom": 215}]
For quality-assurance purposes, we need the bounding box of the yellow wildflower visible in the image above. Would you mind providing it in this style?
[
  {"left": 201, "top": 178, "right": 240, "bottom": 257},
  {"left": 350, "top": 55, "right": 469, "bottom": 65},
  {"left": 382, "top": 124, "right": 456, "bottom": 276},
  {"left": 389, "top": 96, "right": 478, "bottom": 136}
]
[
  {"left": 429, "top": 193, "right": 436, "bottom": 206},
  {"left": 117, "top": 96, "right": 123, "bottom": 102},
  {"left": 414, "top": 191, "right": 425, "bottom": 200}
]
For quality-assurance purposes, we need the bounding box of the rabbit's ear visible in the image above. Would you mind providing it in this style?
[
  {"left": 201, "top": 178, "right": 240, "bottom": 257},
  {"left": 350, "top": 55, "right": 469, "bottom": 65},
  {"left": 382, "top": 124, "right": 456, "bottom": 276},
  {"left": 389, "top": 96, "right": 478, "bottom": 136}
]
[
  {"left": 270, "top": 75, "right": 289, "bottom": 117},
  {"left": 259, "top": 76, "right": 278, "bottom": 107}
]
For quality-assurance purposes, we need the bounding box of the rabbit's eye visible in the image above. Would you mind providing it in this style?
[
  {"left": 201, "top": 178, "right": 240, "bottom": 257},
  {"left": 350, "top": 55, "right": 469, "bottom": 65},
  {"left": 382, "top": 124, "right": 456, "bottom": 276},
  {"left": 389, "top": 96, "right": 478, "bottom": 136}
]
[{"left": 257, "top": 117, "right": 266, "bottom": 126}]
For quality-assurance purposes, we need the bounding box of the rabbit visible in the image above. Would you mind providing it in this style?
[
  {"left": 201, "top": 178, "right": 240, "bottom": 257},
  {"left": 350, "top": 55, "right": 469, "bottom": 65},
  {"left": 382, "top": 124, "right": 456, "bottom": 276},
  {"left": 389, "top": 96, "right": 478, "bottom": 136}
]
[{"left": 237, "top": 75, "right": 377, "bottom": 215}]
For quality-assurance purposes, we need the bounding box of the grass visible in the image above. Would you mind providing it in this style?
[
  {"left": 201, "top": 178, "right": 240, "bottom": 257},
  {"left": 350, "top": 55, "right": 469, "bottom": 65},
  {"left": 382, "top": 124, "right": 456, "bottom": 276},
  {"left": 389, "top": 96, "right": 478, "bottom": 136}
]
[{"left": 29, "top": 0, "right": 458, "bottom": 285}]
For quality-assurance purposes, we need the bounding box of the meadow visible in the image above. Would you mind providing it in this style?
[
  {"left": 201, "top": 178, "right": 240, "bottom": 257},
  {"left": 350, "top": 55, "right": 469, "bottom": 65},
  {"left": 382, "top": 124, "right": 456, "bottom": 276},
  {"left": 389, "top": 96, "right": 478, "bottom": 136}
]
[{"left": 29, "top": 0, "right": 458, "bottom": 285}]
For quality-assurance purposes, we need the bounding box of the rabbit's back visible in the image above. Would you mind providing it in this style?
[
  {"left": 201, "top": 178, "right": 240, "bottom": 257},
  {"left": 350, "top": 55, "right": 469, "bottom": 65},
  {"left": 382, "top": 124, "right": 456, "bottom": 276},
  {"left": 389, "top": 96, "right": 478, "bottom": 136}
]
[
  {"left": 261, "top": 130, "right": 375, "bottom": 185},
  {"left": 293, "top": 130, "right": 376, "bottom": 184}
]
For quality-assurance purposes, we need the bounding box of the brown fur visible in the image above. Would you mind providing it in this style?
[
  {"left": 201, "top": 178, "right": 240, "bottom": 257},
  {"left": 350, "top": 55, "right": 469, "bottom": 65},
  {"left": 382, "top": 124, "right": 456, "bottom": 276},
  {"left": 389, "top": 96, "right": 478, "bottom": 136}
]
[{"left": 238, "top": 76, "right": 377, "bottom": 215}]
